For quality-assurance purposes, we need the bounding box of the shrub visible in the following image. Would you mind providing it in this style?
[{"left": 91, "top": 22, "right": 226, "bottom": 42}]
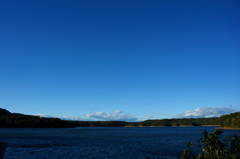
[
  {"left": 178, "top": 129, "right": 240, "bottom": 159},
  {"left": 146, "top": 129, "right": 240, "bottom": 159}
]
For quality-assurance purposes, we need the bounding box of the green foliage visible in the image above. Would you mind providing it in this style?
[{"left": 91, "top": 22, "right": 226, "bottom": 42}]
[
  {"left": 178, "top": 142, "right": 196, "bottom": 159},
  {"left": 219, "top": 112, "right": 240, "bottom": 128},
  {"left": 145, "top": 129, "right": 240, "bottom": 159},
  {"left": 178, "top": 129, "right": 240, "bottom": 159},
  {"left": 198, "top": 130, "right": 227, "bottom": 158}
]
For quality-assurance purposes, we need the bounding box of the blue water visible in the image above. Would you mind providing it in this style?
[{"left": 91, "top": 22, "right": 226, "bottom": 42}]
[{"left": 0, "top": 126, "right": 239, "bottom": 159}]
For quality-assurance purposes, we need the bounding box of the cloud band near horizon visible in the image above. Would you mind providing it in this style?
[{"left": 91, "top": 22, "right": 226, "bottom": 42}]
[
  {"left": 175, "top": 107, "right": 236, "bottom": 118},
  {"left": 35, "top": 106, "right": 237, "bottom": 121}
]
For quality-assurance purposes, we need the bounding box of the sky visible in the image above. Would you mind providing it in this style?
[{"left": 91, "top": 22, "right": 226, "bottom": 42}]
[{"left": 0, "top": 0, "right": 240, "bottom": 121}]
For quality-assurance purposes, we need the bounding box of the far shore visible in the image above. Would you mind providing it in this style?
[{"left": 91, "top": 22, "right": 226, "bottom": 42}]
[
  {"left": 125, "top": 125, "right": 220, "bottom": 127},
  {"left": 215, "top": 127, "right": 240, "bottom": 130}
]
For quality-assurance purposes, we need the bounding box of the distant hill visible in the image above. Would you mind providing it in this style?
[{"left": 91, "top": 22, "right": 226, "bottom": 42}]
[
  {"left": 0, "top": 108, "right": 76, "bottom": 128},
  {"left": 49, "top": 116, "right": 221, "bottom": 127},
  {"left": 69, "top": 117, "right": 220, "bottom": 127},
  {"left": 0, "top": 108, "right": 11, "bottom": 116},
  {"left": 125, "top": 117, "right": 219, "bottom": 127},
  {"left": 69, "top": 120, "right": 128, "bottom": 127}
]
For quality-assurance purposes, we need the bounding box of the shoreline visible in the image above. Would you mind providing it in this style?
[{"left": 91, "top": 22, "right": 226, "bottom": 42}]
[
  {"left": 125, "top": 125, "right": 219, "bottom": 127},
  {"left": 215, "top": 127, "right": 240, "bottom": 130}
]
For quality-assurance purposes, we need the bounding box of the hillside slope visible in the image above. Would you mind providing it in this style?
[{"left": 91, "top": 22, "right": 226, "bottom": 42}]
[{"left": 0, "top": 108, "right": 75, "bottom": 128}]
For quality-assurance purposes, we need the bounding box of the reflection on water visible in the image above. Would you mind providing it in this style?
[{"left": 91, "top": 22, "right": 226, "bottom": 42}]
[{"left": 0, "top": 126, "right": 239, "bottom": 159}]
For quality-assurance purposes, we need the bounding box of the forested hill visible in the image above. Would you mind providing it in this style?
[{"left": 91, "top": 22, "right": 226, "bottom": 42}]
[
  {"left": 0, "top": 108, "right": 75, "bottom": 128},
  {"left": 0, "top": 108, "right": 12, "bottom": 115},
  {"left": 219, "top": 112, "right": 240, "bottom": 128}
]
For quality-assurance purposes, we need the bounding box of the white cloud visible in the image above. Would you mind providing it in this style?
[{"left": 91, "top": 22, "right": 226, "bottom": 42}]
[
  {"left": 144, "top": 115, "right": 153, "bottom": 120},
  {"left": 34, "top": 114, "right": 89, "bottom": 121},
  {"left": 35, "top": 110, "right": 139, "bottom": 122},
  {"left": 59, "top": 116, "right": 89, "bottom": 121},
  {"left": 35, "top": 114, "right": 51, "bottom": 118},
  {"left": 85, "top": 111, "right": 138, "bottom": 122},
  {"left": 175, "top": 107, "right": 236, "bottom": 118}
]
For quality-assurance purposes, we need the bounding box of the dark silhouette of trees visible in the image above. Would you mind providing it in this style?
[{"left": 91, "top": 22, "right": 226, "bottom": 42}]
[
  {"left": 5, "top": 108, "right": 239, "bottom": 128},
  {"left": 0, "top": 108, "right": 75, "bottom": 128},
  {"left": 125, "top": 118, "right": 219, "bottom": 127},
  {"left": 68, "top": 121, "right": 127, "bottom": 127}
]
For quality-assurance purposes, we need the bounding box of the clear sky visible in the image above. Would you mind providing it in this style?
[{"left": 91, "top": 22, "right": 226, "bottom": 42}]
[{"left": 1, "top": 0, "right": 239, "bottom": 121}]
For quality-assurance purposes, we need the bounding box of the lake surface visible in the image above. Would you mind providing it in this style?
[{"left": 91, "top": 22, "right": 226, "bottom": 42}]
[{"left": 1, "top": 126, "right": 240, "bottom": 159}]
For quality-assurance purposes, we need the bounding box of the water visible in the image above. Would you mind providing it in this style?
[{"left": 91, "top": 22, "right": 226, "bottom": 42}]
[{"left": 0, "top": 126, "right": 239, "bottom": 159}]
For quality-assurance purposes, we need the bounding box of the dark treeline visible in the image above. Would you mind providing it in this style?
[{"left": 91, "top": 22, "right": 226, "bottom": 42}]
[
  {"left": 125, "top": 117, "right": 219, "bottom": 127},
  {"left": 69, "top": 121, "right": 127, "bottom": 127},
  {"left": 219, "top": 112, "right": 240, "bottom": 128},
  {"left": 2, "top": 108, "right": 239, "bottom": 128},
  {"left": 70, "top": 118, "right": 219, "bottom": 127},
  {"left": 0, "top": 108, "right": 75, "bottom": 128}
]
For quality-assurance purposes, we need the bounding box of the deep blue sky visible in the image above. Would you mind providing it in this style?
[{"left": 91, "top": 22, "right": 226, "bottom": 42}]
[{"left": 1, "top": 0, "right": 239, "bottom": 121}]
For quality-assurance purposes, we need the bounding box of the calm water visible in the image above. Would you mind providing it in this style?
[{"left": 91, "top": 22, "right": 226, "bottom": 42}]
[{"left": 1, "top": 126, "right": 240, "bottom": 159}]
